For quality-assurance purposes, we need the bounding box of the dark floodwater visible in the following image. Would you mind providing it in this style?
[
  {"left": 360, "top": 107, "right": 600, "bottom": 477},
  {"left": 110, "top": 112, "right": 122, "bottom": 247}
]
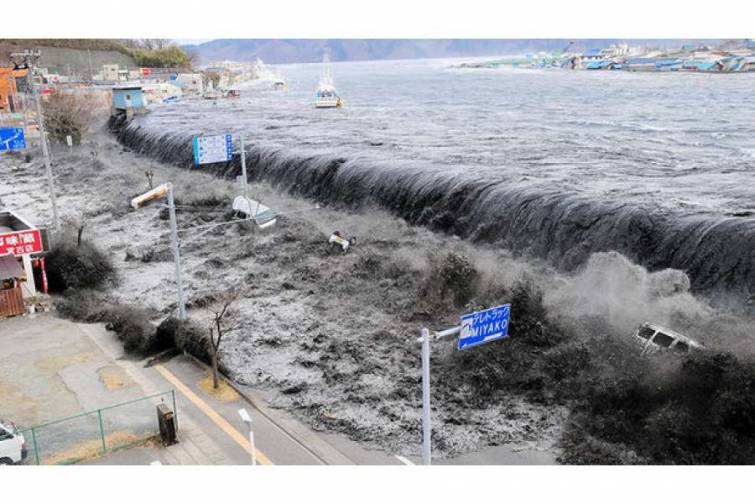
[{"left": 119, "top": 58, "right": 755, "bottom": 301}]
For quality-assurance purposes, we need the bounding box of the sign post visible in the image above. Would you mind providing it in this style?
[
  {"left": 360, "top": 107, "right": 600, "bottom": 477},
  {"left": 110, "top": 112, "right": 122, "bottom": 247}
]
[
  {"left": 0, "top": 128, "right": 27, "bottom": 152},
  {"left": 458, "top": 304, "right": 511, "bottom": 350},
  {"left": 192, "top": 134, "right": 233, "bottom": 166},
  {"left": 417, "top": 303, "right": 511, "bottom": 465}
]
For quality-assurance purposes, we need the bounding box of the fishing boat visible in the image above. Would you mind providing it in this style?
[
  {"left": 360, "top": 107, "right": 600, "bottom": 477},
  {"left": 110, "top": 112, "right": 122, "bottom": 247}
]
[{"left": 315, "top": 52, "right": 343, "bottom": 108}]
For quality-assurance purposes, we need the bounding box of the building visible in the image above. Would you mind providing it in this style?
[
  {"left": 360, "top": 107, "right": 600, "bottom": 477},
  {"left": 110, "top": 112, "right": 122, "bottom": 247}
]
[
  {"left": 111, "top": 85, "right": 147, "bottom": 116},
  {"left": 0, "top": 67, "right": 28, "bottom": 112},
  {"left": 581, "top": 48, "right": 604, "bottom": 61},
  {"left": 102, "top": 64, "right": 120, "bottom": 82},
  {"left": 142, "top": 82, "right": 183, "bottom": 104},
  {"left": 175, "top": 73, "right": 204, "bottom": 94},
  {"left": 0, "top": 210, "right": 47, "bottom": 318}
]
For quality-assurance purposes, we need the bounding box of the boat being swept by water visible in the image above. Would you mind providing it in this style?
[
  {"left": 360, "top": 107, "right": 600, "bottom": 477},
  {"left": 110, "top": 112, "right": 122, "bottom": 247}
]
[{"left": 315, "top": 52, "right": 343, "bottom": 108}]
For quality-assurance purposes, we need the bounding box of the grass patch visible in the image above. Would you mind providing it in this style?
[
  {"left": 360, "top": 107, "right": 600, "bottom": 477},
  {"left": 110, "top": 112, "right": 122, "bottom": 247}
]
[{"left": 41, "top": 431, "right": 156, "bottom": 465}]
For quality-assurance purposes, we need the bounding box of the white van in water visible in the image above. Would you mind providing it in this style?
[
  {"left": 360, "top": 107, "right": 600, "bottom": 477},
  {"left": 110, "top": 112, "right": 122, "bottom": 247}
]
[
  {"left": 0, "top": 419, "right": 28, "bottom": 464},
  {"left": 633, "top": 322, "right": 705, "bottom": 356}
]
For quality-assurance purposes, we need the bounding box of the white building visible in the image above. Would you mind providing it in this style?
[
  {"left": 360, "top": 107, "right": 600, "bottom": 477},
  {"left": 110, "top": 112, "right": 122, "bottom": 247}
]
[
  {"left": 102, "top": 64, "right": 120, "bottom": 81},
  {"left": 142, "top": 82, "right": 183, "bottom": 104},
  {"left": 175, "top": 73, "right": 204, "bottom": 94}
]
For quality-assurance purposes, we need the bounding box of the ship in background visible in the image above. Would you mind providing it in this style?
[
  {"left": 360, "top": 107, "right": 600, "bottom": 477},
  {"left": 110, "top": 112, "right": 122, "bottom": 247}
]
[{"left": 314, "top": 51, "right": 343, "bottom": 108}]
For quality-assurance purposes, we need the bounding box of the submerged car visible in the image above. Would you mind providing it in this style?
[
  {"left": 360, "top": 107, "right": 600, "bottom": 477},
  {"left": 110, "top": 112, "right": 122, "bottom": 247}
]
[
  {"left": 0, "top": 419, "right": 27, "bottom": 464},
  {"left": 633, "top": 322, "right": 705, "bottom": 356}
]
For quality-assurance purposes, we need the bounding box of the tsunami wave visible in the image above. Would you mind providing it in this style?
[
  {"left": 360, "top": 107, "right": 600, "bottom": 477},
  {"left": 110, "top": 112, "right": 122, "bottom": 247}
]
[{"left": 110, "top": 117, "right": 755, "bottom": 305}]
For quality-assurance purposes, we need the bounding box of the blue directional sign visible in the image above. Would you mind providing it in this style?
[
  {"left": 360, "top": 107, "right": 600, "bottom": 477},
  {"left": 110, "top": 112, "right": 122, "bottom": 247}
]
[
  {"left": 0, "top": 128, "right": 27, "bottom": 152},
  {"left": 458, "top": 304, "right": 511, "bottom": 350},
  {"left": 193, "top": 134, "right": 233, "bottom": 165}
]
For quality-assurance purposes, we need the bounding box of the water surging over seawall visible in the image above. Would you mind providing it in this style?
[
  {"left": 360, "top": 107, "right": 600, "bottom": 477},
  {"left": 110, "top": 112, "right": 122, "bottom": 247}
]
[{"left": 112, "top": 118, "right": 755, "bottom": 304}]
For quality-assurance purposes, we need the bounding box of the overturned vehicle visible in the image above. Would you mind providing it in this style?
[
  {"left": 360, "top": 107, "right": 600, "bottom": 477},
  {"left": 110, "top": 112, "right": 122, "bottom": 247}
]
[{"left": 633, "top": 322, "right": 706, "bottom": 356}]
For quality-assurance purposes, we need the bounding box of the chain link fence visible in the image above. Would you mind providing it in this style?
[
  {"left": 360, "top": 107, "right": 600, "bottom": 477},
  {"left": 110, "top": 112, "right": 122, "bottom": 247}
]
[{"left": 19, "top": 390, "right": 176, "bottom": 465}]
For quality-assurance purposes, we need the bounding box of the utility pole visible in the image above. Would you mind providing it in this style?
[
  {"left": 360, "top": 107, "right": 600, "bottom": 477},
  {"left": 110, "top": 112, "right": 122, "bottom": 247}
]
[
  {"left": 240, "top": 136, "right": 248, "bottom": 201},
  {"left": 420, "top": 327, "right": 432, "bottom": 465},
  {"left": 237, "top": 136, "right": 260, "bottom": 218},
  {"left": 12, "top": 50, "right": 60, "bottom": 231},
  {"left": 131, "top": 183, "right": 187, "bottom": 321},
  {"left": 87, "top": 49, "right": 93, "bottom": 81},
  {"left": 166, "top": 183, "right": 186, "bottom": 320}
]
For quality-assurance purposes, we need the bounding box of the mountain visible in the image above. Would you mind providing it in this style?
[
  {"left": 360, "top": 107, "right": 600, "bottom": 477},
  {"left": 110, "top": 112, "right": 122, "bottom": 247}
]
[{"left": 181, "top": 39, "right": 717, "bottom": 65}]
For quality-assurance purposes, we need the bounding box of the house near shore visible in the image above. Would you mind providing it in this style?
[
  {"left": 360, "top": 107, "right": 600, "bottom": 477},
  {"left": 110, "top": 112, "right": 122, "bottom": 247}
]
[
  {"left": 0, "top": 67, "right": 29, "bottom": 113},
  {"left": 111, "top": 85, "right": 147, "bottom": 117},
  {"left": 142, "top": 82, "right": 182, "bottom": 104},
  {"left": 175, "top": 73, "right": 204, "bottom": 94},
  {"left": 581, "top": 48, "right": 604, "bottom": 61},
  {"left": 0, "top": 210, "right": 48, "bottom": 318}
]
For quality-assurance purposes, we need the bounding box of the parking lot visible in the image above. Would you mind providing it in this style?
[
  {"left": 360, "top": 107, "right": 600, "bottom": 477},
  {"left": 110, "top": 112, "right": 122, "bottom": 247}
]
[{"left": 0, "top": 313, "right": 165, "bottom": 463}]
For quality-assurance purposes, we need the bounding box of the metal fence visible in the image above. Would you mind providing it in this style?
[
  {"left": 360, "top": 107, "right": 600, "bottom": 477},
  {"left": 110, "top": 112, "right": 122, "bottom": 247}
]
[{"left": 19, "top": 390, "right": 176, "bottom": 465}]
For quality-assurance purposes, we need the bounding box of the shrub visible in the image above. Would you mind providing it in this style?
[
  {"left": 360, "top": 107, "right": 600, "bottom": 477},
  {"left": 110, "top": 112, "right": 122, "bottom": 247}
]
[
  {"left": 45, "top": 240, "right": 117, "bottom": 292},
  {"left": 421, "top": 251, "right": 479, "bottom": 309},
  {"left": 43, "top": 92, "right": 103, "bottom": 145},
  {"left": 156, "top": 317, "right": 210, "bottom": 363},
  {"left": 55, "top": 289, "right": 111, "bottom": 321},
  {"left": 105, "top": 305, "right": 157, "bottom": 355},
  {"left": 55, "top": 292, "right": 161, "bottom": 356}
]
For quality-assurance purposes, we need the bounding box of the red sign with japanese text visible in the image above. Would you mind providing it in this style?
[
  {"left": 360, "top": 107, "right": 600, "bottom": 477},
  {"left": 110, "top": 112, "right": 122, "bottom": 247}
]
[{"left": 0, "top": 229, "right": 43, "bottom": 256}]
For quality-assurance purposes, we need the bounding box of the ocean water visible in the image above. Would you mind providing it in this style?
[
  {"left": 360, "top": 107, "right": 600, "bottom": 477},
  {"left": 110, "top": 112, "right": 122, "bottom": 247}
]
[
  {"left": 145, "top": 58, "right": 755, "bottom": 214},
  {"left": 119, "top": 58, "right": 755, "bottom": 300}
]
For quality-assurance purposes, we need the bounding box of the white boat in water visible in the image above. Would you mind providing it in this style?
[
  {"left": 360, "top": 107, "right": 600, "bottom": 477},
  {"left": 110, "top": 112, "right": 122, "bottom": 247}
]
[{"left": 315, "top": 52, "right": 343, "bottom": 108}]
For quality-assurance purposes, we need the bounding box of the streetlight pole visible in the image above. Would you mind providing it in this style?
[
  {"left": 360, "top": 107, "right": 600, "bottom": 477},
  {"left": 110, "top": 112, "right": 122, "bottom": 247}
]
[
  {"left": 420, "top": 327, "right": 432, "bottom": 465},
  {"left": 166, "top": 183, "right": 186, "bottom": 320},
  {"left": 238, "top": 408, "right": 256, "bottom": 466},
  {"left": 131, "top": 183, "right": 187, "bottom": 321}
]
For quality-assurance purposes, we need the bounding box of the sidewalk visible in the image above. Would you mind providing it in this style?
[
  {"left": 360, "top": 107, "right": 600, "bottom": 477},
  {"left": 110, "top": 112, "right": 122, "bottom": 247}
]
[{"left": 80, "top": 322, "right": 352, "bottom": 465}]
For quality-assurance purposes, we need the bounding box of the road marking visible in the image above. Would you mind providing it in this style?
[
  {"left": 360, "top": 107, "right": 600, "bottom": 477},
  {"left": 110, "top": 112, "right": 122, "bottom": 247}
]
[
  {"left": 154, "top": 364, "right": 273, "bottom": 465},
  {"left": 395, "top": 455, "right": 415, "bottom": 465}
]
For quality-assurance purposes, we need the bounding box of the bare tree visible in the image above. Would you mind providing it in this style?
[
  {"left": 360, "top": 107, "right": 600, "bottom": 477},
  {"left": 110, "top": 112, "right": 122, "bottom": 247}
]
[
  {"left": 206, "top": 291, "right": 241, "bottom": 389},
  {"left": 145, "top": 169, "right": 154, "bottom": 189},
  {"left": 61, "top": 212, "right": 87, "bottom": 247},
  {"left": 43, "top": 91, "right": 103, "bottom": 145}
]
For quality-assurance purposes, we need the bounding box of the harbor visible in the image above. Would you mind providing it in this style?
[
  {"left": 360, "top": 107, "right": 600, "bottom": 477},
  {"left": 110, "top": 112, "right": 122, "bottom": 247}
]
[{"left": 458, "top": 39, "right": 755, "bottom": 72}]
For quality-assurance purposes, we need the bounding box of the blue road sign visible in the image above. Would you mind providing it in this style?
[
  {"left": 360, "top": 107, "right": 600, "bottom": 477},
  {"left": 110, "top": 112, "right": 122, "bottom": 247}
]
[
  {"left": 193, "top": 134, "right": 233, "bottom": 165},
  {"left": 0, "top": 128, "right": 27, "bottom": 152},
  {"left": 458, "top": 304, "right": 511, "bottom": 350}
]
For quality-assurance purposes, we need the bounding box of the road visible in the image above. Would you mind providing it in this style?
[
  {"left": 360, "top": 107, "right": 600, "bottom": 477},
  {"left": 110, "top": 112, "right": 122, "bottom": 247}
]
[{"left": 2, "top": 313, "right": 555, "bottom": 465}]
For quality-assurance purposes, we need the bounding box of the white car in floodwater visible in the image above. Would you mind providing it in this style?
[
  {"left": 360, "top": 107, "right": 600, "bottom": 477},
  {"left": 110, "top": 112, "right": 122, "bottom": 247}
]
[
  {"left": 0, "top": 419, "right": 27, "bottom": 464},
  {"left": 633, "top": 322, "right": 705, "bottom": 356}
]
